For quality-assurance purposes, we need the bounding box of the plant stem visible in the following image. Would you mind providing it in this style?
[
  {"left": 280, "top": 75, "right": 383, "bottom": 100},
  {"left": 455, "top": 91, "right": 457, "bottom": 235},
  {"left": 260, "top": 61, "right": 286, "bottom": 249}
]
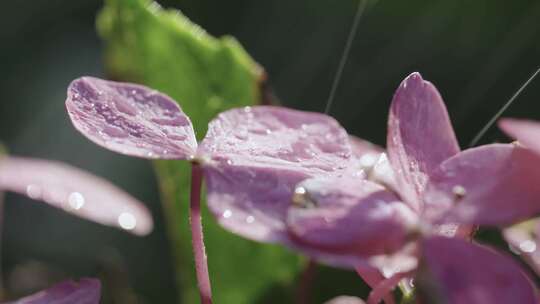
[
  {"left": 190, "top": 163, "right": 213, "bottom": 304},
  {"left": 295, "top": 259, "right": 317, "bottom": 304}
]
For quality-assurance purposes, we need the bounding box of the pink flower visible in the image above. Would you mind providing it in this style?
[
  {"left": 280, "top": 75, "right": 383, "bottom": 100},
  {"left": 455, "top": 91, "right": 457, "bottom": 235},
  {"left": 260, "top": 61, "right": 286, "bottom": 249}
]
[
  {"left": 294, "top": 73, "right": 540, "bottom": 304},
  {"left": 65, "top": 75, "right": 540, "bottom": 304},
  {"left": 65, "top": 77, "right": 415, "bottom": 268}
]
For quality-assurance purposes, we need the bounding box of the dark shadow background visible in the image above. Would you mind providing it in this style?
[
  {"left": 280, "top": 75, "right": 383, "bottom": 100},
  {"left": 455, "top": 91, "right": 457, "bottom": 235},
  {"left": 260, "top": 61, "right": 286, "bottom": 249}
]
[{"left": 0, "top": 0, "right": 539, "bottom": 303}]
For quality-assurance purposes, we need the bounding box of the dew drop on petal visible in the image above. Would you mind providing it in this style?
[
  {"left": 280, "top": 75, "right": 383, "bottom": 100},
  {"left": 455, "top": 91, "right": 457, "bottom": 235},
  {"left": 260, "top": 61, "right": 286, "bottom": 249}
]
[
  {"left": 118, "top": 212, "right": 137, "bottom": 230},
  {"left": 222, "top": 210, "right": 232, "bottom": 219},
  {"left": 26, "top": 184, "right": 42, "bottom": 199},
  {"left": 246, "top": 216, "right": 255, "bottom": 224},
  {"left": 519, "top": 240, "right": 537, "bottom": 253},
  {"left": 292, "top": 186, "right": 307, "bottom": 207},
  {"left": 359, "top": 153, "right": 378, "bottom": 169},
  {"left": 452, "top": 185, "right": 467, "bottom": 198},
  {"left": 67, "top": 192, "right": 85, "bottom": 210}
]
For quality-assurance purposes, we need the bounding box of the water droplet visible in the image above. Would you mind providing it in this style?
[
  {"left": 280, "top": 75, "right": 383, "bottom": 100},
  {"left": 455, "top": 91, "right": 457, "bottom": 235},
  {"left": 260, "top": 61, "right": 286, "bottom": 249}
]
[
  {"left": 246, "top": 216, "right": 255, "bottom": 224},
  {"left": 243, "top": 106, "right": 252, "bottom": 113},
  {"left": 452, "top": 185, "right": 467, "bottom": 198},
  {"left": 67, "top": 192, "right": 85, "bottom": 210},
  {"left": 519, "top": 240, "right": 537, "bottom": 253},
  {"left": 223, "top": 210, "right": 232, "bottom": 219},
  {"left": 147, "top": 151, "right": 155, "bottom": 157},
  {"left": 292, "top": 186, "right": 317, "bottom": 208},
  {"left": 359, "top": 153, "right": 378, "bottom": 169},
  {"left": 226, "top": 159, "right": 234, "bottom": 166},
  {"left": 26, "top": 184, "right": 42, "bottom": 199},
  {"left": 118, "top": 212, "right": 137, "bottom": 230}
]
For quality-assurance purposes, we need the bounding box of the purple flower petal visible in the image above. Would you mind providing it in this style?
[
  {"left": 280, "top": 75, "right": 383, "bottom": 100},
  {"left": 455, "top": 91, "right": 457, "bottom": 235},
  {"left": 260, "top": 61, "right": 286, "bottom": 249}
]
[
  {"left": 325, "top": 296, "right": 366, "bottom": 304},
  {"left": 418, "top": 237, "right": 537, "bottom": 304},
  {"left": 198, "top": 106, "right": 353, "bottom": 174},
  {"left": 423, "top": 144, "right": 540, "bottom": 226},
  {"left": 202, "top": 164, "right": 309, "bottom": 243},
  {"left": 198, "top": 106, "right": 354, "bottom": 243},
  {"left": 286, "top": 176, "right": 418, "bottom": 257},
  {"left": 387, "top": 72, "right": 459, "bottom": 211},
  {"left": 66, "top": 77, "right": 197, "bottom": 159},
  {"left": 499, "top": 118, "right": 540, "bottom": 154},
  {"left": 6, "top": 278, "right": 101, "bottom": 304},
  {"left": 503, "top": 219, "right": 540, "bottom": 276},
  {"left": 0, "top": 156, "right": 153, "bottom": 235}
]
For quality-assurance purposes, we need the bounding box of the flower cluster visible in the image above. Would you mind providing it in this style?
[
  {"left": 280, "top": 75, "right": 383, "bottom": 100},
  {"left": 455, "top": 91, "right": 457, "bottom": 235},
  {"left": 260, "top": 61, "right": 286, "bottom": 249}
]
[
  {"left": 58, "top": 72, "right": 540, "bottom": 303},
  {"left": 0, "top": 73, "right": 540, "bottom": 304}
]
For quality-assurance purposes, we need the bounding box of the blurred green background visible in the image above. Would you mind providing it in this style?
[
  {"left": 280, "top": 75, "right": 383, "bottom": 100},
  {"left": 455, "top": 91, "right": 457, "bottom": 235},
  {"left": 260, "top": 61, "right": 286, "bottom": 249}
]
[{"left": 1, "top": 0, "right": 539, "bottom": 303}]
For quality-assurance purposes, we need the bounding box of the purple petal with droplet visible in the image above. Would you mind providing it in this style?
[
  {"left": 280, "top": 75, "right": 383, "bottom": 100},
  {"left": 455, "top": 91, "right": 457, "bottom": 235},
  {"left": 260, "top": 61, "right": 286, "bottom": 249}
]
[
  {"left": 387, "top": 72, "right": 459, "bottom": 211},
  {"left": 423, "top": 144, "right": 540, "bottom": 226},
  {"left": 418, "top": 237, "right": 537, "bottom": 304},
  {"left": 198, "top": 106, "right": 354, "bottom": 243},
  {"left": 0, "top": 156, "right": 153, "bottom": 235},
  {"left": 503, "top": 219, "right": 540, "bottom": 276},
  {"left": 325, "top": 296, "right": 366, "bottom": 304},
  {"left": 499, "top": 118, "right": 540, "bottom": 154},
  {"left": 287, "top": 176, "right": 418, "bottom": 257},
  {"left": 66, "top": 77, "right": 197, "bottom": 159},
  {"left": 202, "top": 163, "right": 309, "bottom": 243},
  {"left": 6, "top": 278, "right": 101, "bottom": 304},
  {"left": 198, "top": 106, "right": 353, "bottom": 174}
]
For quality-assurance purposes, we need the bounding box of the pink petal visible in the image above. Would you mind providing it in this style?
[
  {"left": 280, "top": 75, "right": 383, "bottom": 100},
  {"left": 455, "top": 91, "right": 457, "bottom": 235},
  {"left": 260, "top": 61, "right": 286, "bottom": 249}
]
[
  {"left": 202, "top": 163, "right": 306, "bottom": 242},
  {"left": 423, "top": 144, "right": 540, "bottom": 226},
  {"left": 198, "top": 106, "right": 353, "bottom": 174},
  {"left": 199, "top": 106, "right": 354, "bottom": 243},
  {"left": 286, "top": 176, "right": 418, "bottom": 257},
  {"left": 418, "top": 237, "right": 538, "bottom": 304},
  {"left": 66, "top": 77, "right": 197, "bottom": 159},
  {"left": 6, "top": 278, "right": 101, "bottom": 304},
  {"left": 387, "top": 72, "right": 459, "bottom": 211},
  {"left": 499, "top": 118, "right": 540, "bottom": 154},
  {"left": 325, "top": 296, "right": 366, "bottom": 304},
  {"left": 0, "top": 156, "right": 153, "bottom": 235},
  {"left": 503, "top": 219, "right": 540, "bottom": 276}
]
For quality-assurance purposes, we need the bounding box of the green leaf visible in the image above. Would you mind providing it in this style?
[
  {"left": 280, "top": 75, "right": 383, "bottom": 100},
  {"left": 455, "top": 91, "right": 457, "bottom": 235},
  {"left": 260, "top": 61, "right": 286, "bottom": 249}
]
[{"left": 97, "top": 0, "right": 304, "bottom": 303}]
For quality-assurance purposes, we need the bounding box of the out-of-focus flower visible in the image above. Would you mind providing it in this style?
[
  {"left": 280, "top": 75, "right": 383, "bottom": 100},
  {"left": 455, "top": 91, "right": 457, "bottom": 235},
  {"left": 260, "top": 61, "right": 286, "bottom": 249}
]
[
  {"left": 4, "top": 278, "right": 100, "bottom": 304},
  {"left": 0, "top": 155, "right": 153, "bottom": 235}
]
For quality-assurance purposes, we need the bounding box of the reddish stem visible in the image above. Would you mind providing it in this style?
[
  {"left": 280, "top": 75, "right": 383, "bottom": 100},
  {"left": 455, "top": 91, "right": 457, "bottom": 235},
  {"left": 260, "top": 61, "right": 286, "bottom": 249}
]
[
  {"left": 366, "top": 271, "right": 414, "bottom": 304},
  {"left": 295, "top": 259, "right": 317, "bottom": 304},
  {"left": 190, "top": 163, "right": 213, "bottom": 304}
]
